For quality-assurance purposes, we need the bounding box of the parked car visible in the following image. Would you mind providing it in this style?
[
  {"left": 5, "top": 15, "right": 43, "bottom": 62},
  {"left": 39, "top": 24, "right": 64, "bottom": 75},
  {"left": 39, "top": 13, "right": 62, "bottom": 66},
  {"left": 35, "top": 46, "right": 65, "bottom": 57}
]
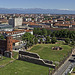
[{"left": 69, "top": 58, "right": 75, "bottom": 62}]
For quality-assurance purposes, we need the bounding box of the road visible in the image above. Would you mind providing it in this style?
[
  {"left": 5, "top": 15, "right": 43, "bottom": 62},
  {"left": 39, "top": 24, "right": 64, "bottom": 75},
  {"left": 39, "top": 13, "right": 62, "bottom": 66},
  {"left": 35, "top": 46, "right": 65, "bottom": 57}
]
[
  {"left": 53, "top": 55, "right": 73, "bottom": 75},
  {"left": 62, "top": 62, "right": 75, "bottom": 75}
]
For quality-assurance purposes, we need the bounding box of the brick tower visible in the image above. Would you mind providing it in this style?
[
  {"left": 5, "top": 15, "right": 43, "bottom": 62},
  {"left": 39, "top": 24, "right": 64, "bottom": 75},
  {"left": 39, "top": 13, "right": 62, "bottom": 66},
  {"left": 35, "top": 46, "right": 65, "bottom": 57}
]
[{"left": 6, "top": 36, "right": 13, "bottom": 52}]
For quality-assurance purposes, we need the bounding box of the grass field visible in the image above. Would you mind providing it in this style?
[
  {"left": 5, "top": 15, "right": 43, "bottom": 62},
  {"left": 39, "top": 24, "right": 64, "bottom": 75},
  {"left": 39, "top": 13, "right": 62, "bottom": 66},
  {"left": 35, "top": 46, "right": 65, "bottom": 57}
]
[
  {"left": 0, "top": 56, "right": 12, "bottom": 65},
  {"left": 0, "top": 60, "right": 49, "bottom": 75},
  {"left": 0, "top": 44, "right": 72, "bottom": 75},
  {"left": 28, "top": 44, "right": 72, "bottom": 62},
  {"left": 73, "top": 67, "right": 75, "bottom": 71}
]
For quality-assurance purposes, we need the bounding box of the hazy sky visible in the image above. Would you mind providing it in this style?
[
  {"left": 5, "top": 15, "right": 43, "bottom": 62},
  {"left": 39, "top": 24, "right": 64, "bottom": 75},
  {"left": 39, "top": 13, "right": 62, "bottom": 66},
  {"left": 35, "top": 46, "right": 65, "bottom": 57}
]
[{"left": 0, "top": 0, "right": 74, "bottom": 10}]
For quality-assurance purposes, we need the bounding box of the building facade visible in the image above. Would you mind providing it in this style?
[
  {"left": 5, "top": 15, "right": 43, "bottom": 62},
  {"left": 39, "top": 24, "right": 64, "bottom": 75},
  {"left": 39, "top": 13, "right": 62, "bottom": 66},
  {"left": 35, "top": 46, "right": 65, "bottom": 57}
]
[
  {"left": 9, "top": 18, "right": 22, "bottom": 28},
  {"left": 0, "top": 36, "right": 13, "bottom": 55}
]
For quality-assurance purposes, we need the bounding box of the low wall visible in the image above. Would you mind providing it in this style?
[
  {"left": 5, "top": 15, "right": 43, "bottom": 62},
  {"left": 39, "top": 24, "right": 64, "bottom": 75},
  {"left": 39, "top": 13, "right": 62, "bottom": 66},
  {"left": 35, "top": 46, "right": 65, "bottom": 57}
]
[
  {"left": 43, "top": 59, "right": 53, "bottom": 64},
  {"left": 19, "top": 51, "right": 40, "bottom": 59},
  {"left": 18, "top": 51, "right": 55, "bottom": 68},
  {"left": 19, "top": 54, "right": 55, "bottom": 68}
]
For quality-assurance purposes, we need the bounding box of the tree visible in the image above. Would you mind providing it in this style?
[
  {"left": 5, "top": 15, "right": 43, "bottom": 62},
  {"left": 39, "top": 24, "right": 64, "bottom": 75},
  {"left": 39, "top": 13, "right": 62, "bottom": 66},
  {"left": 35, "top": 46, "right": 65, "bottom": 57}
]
[
  {"left": 47, "top": 30, "right": 51, "bottom": 36},
  {"left": 0, "top": 34, "right": 4, "bottom": 40},
  {"left": 22, "top": 32, "right": 34, "bottom": 42},
  {"left": 30, "top": 39, "right": 34, "bottom": 46},
  {"left": 37, "top": 28, "right": 42, "bottom": 35},
  {"left": 51, "top": 32, "right": 55, "bottom": 37},
  {"left": 46, "top": 36, "right": 50, "bottom": 43},
  {"left": 25, "top": 42, "right": 30, "bottom": 50},
  {"left": 42, "top": 28, "right": 47, "bottom": 36},
  {"left": 40, "top": 38, "right": 43, "bottom": 44},
  {"left": 34, "top": 37, "right": 38, "bottom": 44},
  {"left": 22, "top": 32, "right": 34, "bottom": 48},
  {"left": 33, "top": 28, "right": 38, "bottom": 35},
  {"left": 33, "top": 28, "right": 42, "bottom": 35},
  {"left": 65, "top": 38, "right": 70, "bottom": 45},
  {"left": 71, "top": 40, "right": 75, "bottom": 45},
  {"left": 51, "top": 37, "right": 57, "bottom": 44}
]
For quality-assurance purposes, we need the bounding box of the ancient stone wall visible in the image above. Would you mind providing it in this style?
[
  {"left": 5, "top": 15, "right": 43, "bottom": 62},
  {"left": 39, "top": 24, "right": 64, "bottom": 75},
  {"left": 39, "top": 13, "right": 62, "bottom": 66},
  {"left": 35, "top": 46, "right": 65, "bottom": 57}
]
[
  {"left": 19, "top": 51, "right": 55, "bottom": 68},
  {"left": 19, "top": 51, "right": 40, "bottom": 59}
]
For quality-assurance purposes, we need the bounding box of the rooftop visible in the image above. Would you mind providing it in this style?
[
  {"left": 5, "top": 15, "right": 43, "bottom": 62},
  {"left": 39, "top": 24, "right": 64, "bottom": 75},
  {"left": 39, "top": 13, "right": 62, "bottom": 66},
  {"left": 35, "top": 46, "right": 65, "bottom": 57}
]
[{"left": 0, "top": 24, "right": 13, "bottom": 29}]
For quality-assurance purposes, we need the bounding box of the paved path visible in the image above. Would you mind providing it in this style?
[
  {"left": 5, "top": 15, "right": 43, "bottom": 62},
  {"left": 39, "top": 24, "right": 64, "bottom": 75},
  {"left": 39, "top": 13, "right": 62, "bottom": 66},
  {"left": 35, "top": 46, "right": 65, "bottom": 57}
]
[{"left": 53, "top": 55, "right": 73, "bottom": 75}]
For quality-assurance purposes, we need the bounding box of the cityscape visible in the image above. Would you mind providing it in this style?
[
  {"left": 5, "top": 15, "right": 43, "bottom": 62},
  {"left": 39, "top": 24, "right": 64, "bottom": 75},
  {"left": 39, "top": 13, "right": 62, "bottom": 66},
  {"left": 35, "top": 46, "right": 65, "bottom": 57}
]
[{"left": 0, "top": 0, "right": 75, "bottom": 75}]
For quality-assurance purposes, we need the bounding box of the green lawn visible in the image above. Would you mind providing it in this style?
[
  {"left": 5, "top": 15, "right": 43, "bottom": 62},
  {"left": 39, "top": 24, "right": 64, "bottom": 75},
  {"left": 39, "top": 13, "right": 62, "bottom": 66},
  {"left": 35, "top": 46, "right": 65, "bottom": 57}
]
[
  {"left": 0, "top": 56, "right": 12, "bottom": 65},
  {"left": 73, "top": 67, "right": 75, "bottom": 72},
  {"left": 0, "top": 44, "right": 72, "bottom": 75},
  {"left": 28, "top": 44, "right": 72, "bottom": 62},
  {"left": 0, "top": 60, "right": 49, "bottom": 75}
]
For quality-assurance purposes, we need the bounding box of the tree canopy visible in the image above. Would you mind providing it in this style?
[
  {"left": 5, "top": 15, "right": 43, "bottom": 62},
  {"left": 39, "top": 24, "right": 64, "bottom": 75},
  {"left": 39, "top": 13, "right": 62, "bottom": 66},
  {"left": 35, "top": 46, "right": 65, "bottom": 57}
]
[
  {"left": 51, "top": 37, "right": 57, "bottom": 44},
  {"left": 0, "top": 34, "right": 4, "bottom": 40},
  {"left": 65, "top": 38, "right": 70, "bottom": 45},
  {"left": 22, "top": 32, "right": 34, "bottom": 42}
]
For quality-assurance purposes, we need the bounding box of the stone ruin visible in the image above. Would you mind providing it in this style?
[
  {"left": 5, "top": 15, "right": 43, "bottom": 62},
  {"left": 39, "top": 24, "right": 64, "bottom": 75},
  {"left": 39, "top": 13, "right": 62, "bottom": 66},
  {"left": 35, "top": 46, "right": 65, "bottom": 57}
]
[
  {"left": 52, "top": 46, "right": 62, "bottom": 50},
  {"left": 18, "top": 51, "right": 55, "bottom": 68}
]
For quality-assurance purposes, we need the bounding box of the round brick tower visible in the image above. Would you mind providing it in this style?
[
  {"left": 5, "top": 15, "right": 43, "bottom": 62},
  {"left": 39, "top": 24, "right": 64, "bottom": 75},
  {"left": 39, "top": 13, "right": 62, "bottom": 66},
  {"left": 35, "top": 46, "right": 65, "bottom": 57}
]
[{"left": 6, "top": 36, "right": 13, "bottom": 52}]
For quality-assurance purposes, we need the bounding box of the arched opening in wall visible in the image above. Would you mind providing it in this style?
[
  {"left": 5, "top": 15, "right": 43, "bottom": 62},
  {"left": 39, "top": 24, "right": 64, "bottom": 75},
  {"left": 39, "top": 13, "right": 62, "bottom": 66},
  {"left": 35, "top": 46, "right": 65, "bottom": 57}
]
[{"left": 0, "top": 50, "right": 1, "bottom": 54}]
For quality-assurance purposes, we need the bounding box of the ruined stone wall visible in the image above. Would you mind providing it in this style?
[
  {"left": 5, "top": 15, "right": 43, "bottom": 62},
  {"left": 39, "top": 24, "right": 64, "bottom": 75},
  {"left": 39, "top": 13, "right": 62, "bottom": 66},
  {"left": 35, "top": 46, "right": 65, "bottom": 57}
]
[
  {"left": 19, "top": 51, "right": 40, "bottom": 59},
  {"left": 19, "top": 51, "right": 55, "bottom": 68}
]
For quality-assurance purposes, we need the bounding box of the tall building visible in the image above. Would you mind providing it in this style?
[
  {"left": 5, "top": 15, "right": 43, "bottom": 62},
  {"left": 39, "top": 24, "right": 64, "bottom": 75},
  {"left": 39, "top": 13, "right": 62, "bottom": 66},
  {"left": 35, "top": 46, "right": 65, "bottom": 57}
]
[
  {"left": 0, "top": 36, "right": 13, "bottom": 55},
  {"left": 9, "top": 18, "right": 22, "bottom": 28}
]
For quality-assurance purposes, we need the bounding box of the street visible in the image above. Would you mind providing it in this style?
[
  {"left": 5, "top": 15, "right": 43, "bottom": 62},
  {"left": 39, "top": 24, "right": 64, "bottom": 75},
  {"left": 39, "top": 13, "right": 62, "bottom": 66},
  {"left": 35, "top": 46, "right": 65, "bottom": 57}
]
[{"left": 53, "top": 55, "right": 74, "bottom": 75}]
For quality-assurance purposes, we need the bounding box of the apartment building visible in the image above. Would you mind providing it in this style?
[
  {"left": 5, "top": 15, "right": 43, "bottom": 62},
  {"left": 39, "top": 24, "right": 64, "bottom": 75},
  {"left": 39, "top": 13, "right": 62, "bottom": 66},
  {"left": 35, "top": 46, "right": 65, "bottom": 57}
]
[
  {"left": 0, "top": 29, "right": 33, "bottom": 38},
  {"left": 9, "top": 18, "right": 23, "bottom": 28}
]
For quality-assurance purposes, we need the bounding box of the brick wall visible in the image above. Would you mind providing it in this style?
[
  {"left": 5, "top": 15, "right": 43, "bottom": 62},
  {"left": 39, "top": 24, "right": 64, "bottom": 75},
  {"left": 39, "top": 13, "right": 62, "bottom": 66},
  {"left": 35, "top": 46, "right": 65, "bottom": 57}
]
[
  {"left": 6, "top": 36, "right": 13, "bottom": 52},
  {"left": 0, "top": 36, "right": 13, "bottom": 55},
  {"left": 0, "top": 39, "right": 6, "bottom": 54}
]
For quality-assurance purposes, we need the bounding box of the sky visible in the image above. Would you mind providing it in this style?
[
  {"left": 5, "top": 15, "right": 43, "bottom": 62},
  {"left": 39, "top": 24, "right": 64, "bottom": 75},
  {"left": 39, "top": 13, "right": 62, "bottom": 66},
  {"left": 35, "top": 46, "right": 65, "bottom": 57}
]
[{"left": 0, "top": 0, "right": 75, "bottom": 10}]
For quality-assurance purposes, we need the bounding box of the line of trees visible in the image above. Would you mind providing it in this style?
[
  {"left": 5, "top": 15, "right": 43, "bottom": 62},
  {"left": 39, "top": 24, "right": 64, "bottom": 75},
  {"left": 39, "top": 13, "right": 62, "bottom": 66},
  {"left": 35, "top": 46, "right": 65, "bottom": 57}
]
[
  {"left": 33, "top": 28, "right": 51, "bottom": 36},
  {"left": 33, "top": 28, "right": 75, "bottom": 41},
  {"left": 51, "top": 29, "right": 75, "bottom": 40},
  {"left": 33, "top": 28, "right": 75, "bottom": 45}
]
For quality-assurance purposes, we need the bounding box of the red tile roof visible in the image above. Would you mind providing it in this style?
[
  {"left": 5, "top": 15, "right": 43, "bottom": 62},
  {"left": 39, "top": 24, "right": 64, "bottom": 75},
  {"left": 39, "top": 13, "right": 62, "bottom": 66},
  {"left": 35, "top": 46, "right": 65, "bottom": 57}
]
[
  {"left": 0, "top": 19, "right": 8, "bottom": 23},
  {"left": 54, "top": 24, "right": 71, "bottom": 27},
  {"left": 13, "top": 39, "right": 20, "bottom": 43},
  {"left": 0, "top": 29, "right": 33, "bottom": 35}
]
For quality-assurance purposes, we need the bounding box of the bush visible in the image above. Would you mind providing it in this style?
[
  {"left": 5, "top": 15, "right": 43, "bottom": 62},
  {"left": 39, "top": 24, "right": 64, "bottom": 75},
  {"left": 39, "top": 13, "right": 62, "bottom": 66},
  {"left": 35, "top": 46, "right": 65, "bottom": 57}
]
[
  {"left": 51, "top": 37, "right": 57, "bottom": 44},
  {"left": 65, "top": 38, "right": 70, "bottom": 45}
]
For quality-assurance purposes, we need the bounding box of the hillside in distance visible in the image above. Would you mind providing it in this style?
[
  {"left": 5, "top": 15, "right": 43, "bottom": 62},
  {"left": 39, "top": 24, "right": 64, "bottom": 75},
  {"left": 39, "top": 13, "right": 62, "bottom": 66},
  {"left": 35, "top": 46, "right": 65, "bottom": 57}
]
[{"left": 0, "top": 8, "right": 75, "bottom": 14}]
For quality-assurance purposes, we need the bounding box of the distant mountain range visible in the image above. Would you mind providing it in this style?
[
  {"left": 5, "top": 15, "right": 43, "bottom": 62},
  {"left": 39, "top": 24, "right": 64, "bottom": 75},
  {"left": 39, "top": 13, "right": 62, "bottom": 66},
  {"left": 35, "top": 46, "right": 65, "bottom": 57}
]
[{"left": 0, "top": 8, "right": 75, "bottom": 14}]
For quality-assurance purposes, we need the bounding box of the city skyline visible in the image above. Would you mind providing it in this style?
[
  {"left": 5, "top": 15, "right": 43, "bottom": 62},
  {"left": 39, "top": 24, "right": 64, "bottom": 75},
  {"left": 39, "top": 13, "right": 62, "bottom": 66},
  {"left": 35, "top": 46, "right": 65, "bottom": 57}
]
[{"left": 0, "top": 0, "right": 75, "bottom": 10}]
